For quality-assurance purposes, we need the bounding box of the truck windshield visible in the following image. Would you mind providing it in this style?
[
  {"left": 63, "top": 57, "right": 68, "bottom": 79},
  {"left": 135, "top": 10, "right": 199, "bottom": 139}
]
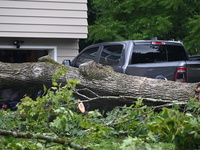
[{"left": 131, "top": 45, "right": 188, "bottom": 64}]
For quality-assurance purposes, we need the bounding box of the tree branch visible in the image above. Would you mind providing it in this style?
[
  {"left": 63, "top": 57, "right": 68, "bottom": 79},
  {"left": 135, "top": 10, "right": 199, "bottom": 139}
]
[{"left": 0, "top": 129, "right": 92, "bottom": 150}]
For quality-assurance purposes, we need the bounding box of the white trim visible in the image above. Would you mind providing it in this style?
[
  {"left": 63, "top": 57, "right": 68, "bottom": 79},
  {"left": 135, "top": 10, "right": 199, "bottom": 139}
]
[{"left": 0, "top": 45, "right": 57, "bottom": 61}]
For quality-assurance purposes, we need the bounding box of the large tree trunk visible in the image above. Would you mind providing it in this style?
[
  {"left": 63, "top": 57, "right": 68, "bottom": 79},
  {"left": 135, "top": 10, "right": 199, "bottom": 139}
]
[{"left": 0, "top": 56, "right": 199, "bottom": 110}]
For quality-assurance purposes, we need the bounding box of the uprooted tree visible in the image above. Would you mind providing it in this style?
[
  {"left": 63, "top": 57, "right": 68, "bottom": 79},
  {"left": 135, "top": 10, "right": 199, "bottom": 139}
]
[{"left": 0, "top": 56, "right": 199, "bottom": 111}]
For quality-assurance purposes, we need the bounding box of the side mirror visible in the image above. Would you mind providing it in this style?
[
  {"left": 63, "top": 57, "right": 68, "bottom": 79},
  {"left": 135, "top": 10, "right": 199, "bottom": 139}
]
[{"left": 62, "top": 59, "right": 71, "bottom": 66}]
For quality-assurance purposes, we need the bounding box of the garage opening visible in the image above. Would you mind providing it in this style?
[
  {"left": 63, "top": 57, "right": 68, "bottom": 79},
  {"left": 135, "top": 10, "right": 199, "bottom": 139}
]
[
  {"left": 0, "top": 49, "right": 48, "bottom": 63},
  {"left": 0, "top": 46, "right": 57, "bottom": 110}
]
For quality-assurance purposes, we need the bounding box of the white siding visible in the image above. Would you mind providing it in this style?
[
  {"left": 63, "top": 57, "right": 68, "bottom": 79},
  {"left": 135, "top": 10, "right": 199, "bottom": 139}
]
[{"left": 0, "top": 0, "right": 88, "bottom": 39}]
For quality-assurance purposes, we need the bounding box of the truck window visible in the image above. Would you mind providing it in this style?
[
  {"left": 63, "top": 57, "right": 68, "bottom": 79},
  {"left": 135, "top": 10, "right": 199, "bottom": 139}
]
[
  {"left": 166, "top": 45, "right": 188, "bottom": 61},
  {"left": 131, "top": 45, "right": 187, "bottom": 64},
  {"left": 99, "top": 45, "right": 123, "bottom": 65},
  {"left": 131, "top": 45, "right": 167, "bottom": 64},
  {"left": 75, "top": 47, "right": 99, "bottom": 67}
]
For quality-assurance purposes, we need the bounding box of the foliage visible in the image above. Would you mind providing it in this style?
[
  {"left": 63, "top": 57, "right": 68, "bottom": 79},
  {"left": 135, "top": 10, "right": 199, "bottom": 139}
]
[
  {"left": 147, "top": 106, "right": 200, "bottom": 150},
  {"left": 0, "top": 67, "right": 200, "bottom": 149},
  {"left": 87, "top": 0, "right": 200, "bottom": 55},
  {"left": 120, "top": 136, "right": 174, "bottom": 150}
]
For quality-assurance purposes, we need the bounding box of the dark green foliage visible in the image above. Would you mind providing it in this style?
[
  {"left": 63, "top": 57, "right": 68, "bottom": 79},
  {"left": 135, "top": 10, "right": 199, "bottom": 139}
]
[{"left": 87, "top": 0, "right": 200, "bottom": 55}]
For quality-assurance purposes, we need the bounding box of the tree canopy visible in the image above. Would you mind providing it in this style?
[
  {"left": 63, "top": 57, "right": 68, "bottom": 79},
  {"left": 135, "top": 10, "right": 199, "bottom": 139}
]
[{"left": 86, "top": 0, "right": 200, "bottom": 55}]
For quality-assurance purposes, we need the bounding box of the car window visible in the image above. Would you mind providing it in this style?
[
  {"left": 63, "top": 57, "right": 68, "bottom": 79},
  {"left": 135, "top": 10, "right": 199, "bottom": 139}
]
[
  {"left": 75, "top": 47, "right": 99, "bottom": 67},
  {"left": 166, "top": 45, "right": 188, "bottom": 61},
  {"left": 131, "top": 44, "right": 187, "bottom": 64},
  {"left": 131, "top": 45, "right": 167, "bottom": 64},
  {"left": 99, "top": 45, "right": 123, "bottom": 65}
]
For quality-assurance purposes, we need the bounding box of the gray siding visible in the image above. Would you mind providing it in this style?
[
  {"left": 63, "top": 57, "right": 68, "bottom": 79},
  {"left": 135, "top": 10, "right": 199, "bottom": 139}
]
[{"left": 0, "top": 0, "right": 88, "bottom": 39}]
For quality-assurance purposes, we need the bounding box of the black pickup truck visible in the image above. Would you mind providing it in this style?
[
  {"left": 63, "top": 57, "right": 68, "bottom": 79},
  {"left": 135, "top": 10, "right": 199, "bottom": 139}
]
[{"left": 66, "top": 39, "right": 200, "bottom": 83}]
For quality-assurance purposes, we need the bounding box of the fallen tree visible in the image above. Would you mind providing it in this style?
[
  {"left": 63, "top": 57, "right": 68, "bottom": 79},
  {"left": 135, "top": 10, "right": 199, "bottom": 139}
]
[{"left": 0, "top": 56, "right": 199, "bottom": 110}]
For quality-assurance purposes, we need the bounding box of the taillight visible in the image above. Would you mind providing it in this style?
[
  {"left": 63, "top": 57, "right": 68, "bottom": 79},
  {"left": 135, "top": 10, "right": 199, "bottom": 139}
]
[
  {"left": 152, "top": 41, "right": 165, "bottom": 45},
  {"left": 174, "top": 67, "right": 187, "bottom": 83}
]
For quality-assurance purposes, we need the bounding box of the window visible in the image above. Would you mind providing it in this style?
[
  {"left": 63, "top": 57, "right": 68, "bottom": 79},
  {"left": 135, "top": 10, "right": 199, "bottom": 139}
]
[
  {"left": 99, "top": 45, "right": 123, "bottom": 65},
  {"left": 166, "top": 45, "right": 187, "bottom": 61},
  {"left": 131, "top": 45, "right": 167, "bottom": 64},
  {"left": 75, "top": 47, "right": 99, "bottom": 67},
  {"left": 131, "top": 44, "right": 187, "bottom": 64}
]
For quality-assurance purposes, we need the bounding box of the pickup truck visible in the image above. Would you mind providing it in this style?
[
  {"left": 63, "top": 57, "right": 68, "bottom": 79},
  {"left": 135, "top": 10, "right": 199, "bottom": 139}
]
[{"left": 65, "top": 39, "right": 200, "bottom": 83}]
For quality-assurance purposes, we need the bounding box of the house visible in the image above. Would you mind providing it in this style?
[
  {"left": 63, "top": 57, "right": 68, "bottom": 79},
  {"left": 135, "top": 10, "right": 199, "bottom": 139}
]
[{"left": 0, "top": 0, "right": 88, "bottom": 63}]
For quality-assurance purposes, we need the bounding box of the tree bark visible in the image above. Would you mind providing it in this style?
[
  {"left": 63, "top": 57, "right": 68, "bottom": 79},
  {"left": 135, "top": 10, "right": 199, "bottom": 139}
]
[{"left": 0, "top": 56, "right": 199, "bottom": 110}]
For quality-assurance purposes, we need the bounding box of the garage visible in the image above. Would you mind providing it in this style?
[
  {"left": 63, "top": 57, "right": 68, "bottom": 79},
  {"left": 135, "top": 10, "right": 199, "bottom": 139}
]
[{"left": 0, "top": 49, "right": 48, "bottom": 63}]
